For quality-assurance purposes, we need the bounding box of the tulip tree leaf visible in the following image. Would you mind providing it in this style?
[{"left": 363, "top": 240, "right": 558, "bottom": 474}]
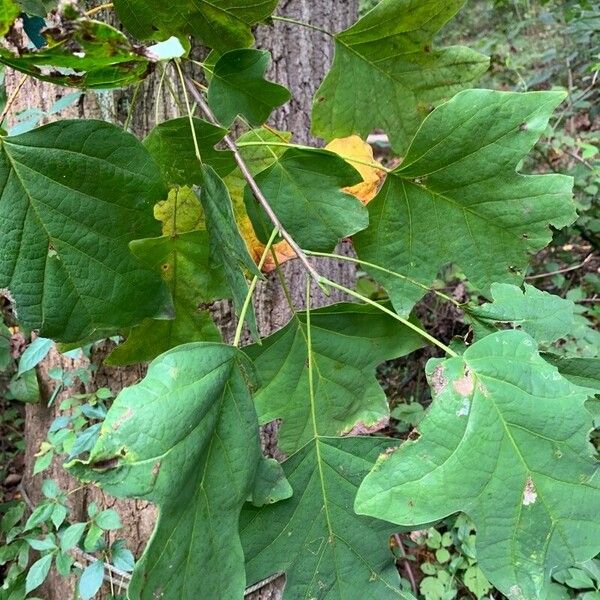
[
  {"left": 199, "top": 164, "right": 261, "bottom": 339},
  {"left": 312, "top": 0, "right": 489, "bottom": 153},
  {"left": 0, "top": 18, "right": 152, "bottom": 89},
  {"left": 0, "top": 120, "right": 170, "bottom": 342},
  {"left": 208, "top": 49, "right": 291, "bottom": 127},
  {"left": 114, "top": 0, "right": 278, "bottom": 52},
  {"left": 356, "top": 330, "right": 600, "bottom": 599},
  {"left": 68, "top": 343, "right": 263, "bottom": 600},
  {"left": 543, "top": 355, "right": 600, "bottom": 393},
  {"left": 143, "top": 117, "right": 235, "bottom": 186},
  {"left": 245, "top": 302, "right": 424, "bottom": 455},
  {"left": 106, "top": 231, "right": 228, "bottom": 365},
  {"left": 467, "top": 283, "right": 575, "bottom": 344},
  {"left": 244, "top": 148, "right": 367, "bottom": 251},
  {"left": 354, "top": 90, "right": 576, "bottom": 317},
  {"left": 241, "top": 437, "right": 410, "bottom": 600}
]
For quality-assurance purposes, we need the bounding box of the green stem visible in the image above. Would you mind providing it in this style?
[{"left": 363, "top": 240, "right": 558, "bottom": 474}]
[
  {"left": 319, "top": 277, "right": 458, "bottom": 357},
  {"left": 271, "top": 248, "right": 297, "bottom": 314},
  {"left": 233, "top": 229, "right": 279, "bottom": 347},
  {"left": 174, "top": 60, "right": 203, "bottom": 165},
  {"left": 271, "top": 15, "right": 333, "bottom": 37},
  {"left": 235, "top": 140, "right": 392, "bottom": 174},
  {"left": 123, "top": 81, "right": 142, "bottom": 132},
  {"left": 305, "top": 250, "right": 461, "bottom": 307}
]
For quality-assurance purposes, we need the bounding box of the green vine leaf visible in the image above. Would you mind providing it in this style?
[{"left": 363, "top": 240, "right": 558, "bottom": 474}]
[
  {"left": 208, "top": 49, "right": 291, "bottom": 127},
  {"left": 467, "top": 283, "right": 575, "bottom": 344},
  {"left": 244, "top": 148, "right": 367, "bottom": 251},
  {"left": 106, "top": 231, "right": 227, "bottom": 365},
  {"left": 543, "top": 355, "right": 600, "bottom": 392},
  {"left": 143, "top": 117, "right": 235, "bottom": 187},
  {"left": 0, "top": 120, "right": 170, "bottom": 342},
  {"left": 199, "top": 164, "right": 261, "bottom": 339},
  {"left": 245, "top": 302, "right": 424, "bottom": 455},
  {"left": 114, "top": 0, "right": 278, "bottom": 51},
  {"left": 68, "top": 343, "right": 263, "bottom": 600},
  {"left": 241, "top": 437, "right": 410, "bottom": 600},
  {"left": 0, "top": 0, "right": 19, "bottom": 37},
  {"left": 0, "top": 18, "right": 152, "bottom": 88},
  {"left": 356, "top": 330, "right": 600, "bottom": 599},
  {"left": 312, "top": 0, "right": 489, "bottom": 153},
  {"left": 354, "top": 90, "right": 576, "bottom": 316}
]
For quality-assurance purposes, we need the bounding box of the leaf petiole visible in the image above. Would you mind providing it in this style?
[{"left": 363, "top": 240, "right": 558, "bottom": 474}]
[{"left": 319, "top": 277, "right": 458, "bottom": 357}]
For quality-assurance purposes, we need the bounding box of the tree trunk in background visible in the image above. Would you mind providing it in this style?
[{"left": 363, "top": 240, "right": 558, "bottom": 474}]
[{"left": 10, "top": 0, "right": 358, "bottom": 597}]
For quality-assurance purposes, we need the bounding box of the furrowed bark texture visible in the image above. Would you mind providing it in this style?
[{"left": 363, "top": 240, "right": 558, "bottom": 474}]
[{"left": 10, "top": 0, "right": 359, "bottom": 597}]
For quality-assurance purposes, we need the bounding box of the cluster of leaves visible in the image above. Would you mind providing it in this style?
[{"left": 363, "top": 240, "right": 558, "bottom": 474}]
[
  {"left": 1, "top": 484, "right": 133, "bottom": 600},
  {"left": 0, "top": 1, "right": 598, "bottom": 600}
]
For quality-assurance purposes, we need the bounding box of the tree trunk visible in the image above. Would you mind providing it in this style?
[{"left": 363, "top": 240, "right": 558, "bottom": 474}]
[{"left": 12, "top": 0, "right": 359, "bottom": 597}]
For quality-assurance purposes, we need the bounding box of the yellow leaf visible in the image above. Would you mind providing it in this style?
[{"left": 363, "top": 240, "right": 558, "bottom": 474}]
[
  {"left": 154, "top": 186, "right": 204, "bottom": 236},
  {"left": 325, "top": 135, "right": 384, "bottom": 205}
]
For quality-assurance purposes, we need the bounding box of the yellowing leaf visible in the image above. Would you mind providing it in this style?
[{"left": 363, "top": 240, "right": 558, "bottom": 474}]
[
  {"left": 154, "top": 186, "right": 204, "bottom": 236},
  {"left": 325, "top": 136, "right": 384, "bottom": 205}
]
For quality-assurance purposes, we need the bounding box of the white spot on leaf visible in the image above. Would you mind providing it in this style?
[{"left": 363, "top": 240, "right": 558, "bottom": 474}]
[{"left": 523, "top": 476, "right": 537, "bottom": 506}]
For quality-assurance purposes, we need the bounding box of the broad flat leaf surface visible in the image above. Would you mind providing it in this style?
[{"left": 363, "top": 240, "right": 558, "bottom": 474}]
[
  {"left": 312, "top": 0, "right": 489, "bottom": 153},
  {"left": 106, "top": 231, "right": 227, "bottom": 365},
  {"left": 244, "top": 148, "right": 367, "bottom": 251},
  {"left": 356, "top": 330, "right": 600, "bottom": 599},
  {"left": 0, "top": 18, "right": 152, "bottom": 88},
  {"left": 199, "top": 164, "right": 260, "bottom": 339},
  {"left": 245, "top": 302, "right": 423, "bottom": 455},
  {"left": 114, "top": 0, "right": 278, "bottom": 51},
  {"left": 467, "top": 283, "right": 575, "bottom": 344},
  {"left": 241, "top": 437, "right": 409, "bottom": 600},
  {"left": 543, "top": 355, "right": 600, "bottom": 392},
  {"left": 143, "top": 117, "right": 235, "bottom": 186},
  {"left": 208, "top": 49, "right": 291, "bottom": 127},
  {"left": 354, "top": 90, "right": 576, "bottom": 316},
  {"left": 69, "top": 343, "right": 262, "bottom": 600},
  {"left": 0, "top": 120, "right": 170, "bottom": 342},
  {"left": 0, "top": 0, "right": 19, "bottom": 36},
  {"left": 153, "top": 186, "right": 204, "bottom": 236}
]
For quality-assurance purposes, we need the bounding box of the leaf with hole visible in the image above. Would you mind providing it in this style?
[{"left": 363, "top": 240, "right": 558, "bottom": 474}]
[{"left": 356, "top": 330, "right": 600, "bottom": 599}]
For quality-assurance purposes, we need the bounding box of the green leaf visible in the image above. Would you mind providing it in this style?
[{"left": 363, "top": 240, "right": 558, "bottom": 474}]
[
  {"left": 0, "top": 0, "right": 19, "bottom": 37},
  {"left": 354, "top": 90, "right": 576, "bottom": 316},
  {"left": 25, "top": 553, "right": 52, "bottom": 594},
  {"left": 249, "top": 457, "right": 293, "bottom": 508},
  {"left": 467, "top": 283, "right": 575, "bottom": 345},
  {"left": 208, "top": 49, "right": 291, "bottom": 127},
  {"left": 246, "top": 301, "right": 423, "bottom": 454},
  {"left": 199, "top": 164, "right": 260, "bottom": 339},
  {"left": 244, "top": 148, "right": 367, "bottom": 251},
  {"left": 8, "top": 369, "right": 40, "bottom": 403},
  {"left": 95, "top": 509, "right": 121, "bottom": 531},
  {"left": 18, "top": 337, "right": 52, "bottom": 375},
  {"left": 143, "top": 117, "right": 235, "bottom": 186},
  {"left": 463, "top": 565, "right": 492, "bottom": 598},
  {"left": 242, "top": 437, "right": 409, "bottom": 600},
  {"left": 24, "top": 502, "right": 53, "bottom": 531},
  {"left": 54, "top": 551, "right": 73, "bottom": 577},
  {"left": 68, "top": 343, "right": 263, "bottom": 600},
  {"left": 312, "top": 0, "right": 489, "bottom": 153},
  {"left": 59, "top": 522, "right": 86, "bottom": 552},
  {"left": 0, "top": 120, "right": 170, "bottom": 342},
  {"left": 113, "top": 0, "right": 278, "bottom": 51},
  {"left": 0, "top": 18, "right": 152, "bottom": 89},
  {"left": 78, "top": 560, "right": 104, "bottom": 600},
  {"left": 106, "top": 231, "right": 226, "bottom": 365},
  {"left": 356, "top": 330, "right": 600, "bottom": 598},
  {"left": 543, "top": 355, "right": 600, "bottom": 392}
]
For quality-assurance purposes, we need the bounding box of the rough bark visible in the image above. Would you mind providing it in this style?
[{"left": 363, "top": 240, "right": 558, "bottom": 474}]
[{"left": 10, "top": 0, "right": 359, "bottom": 597}]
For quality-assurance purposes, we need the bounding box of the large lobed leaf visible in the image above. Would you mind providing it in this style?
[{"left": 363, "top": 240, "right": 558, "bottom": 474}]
[
  {"left": 356, "top": 330, "right": 600, "bottom": 599},
  {"left": 0, "top": 120, "right": 170, "bottom": 342},
  {"left": 69, "top": 343, "right": 263, "bottom": 599},
  {"left": 114, "top": 0, "right": 278, "bottom": 51},
  {"left": 241, "top": 303, "right": 423, "bottom": 599},
  {"left": 354, "top": 90, "right": 576, "bottom": 316},
  {"left": 312, "top": 0, "right": 489, "bottom": 153}
]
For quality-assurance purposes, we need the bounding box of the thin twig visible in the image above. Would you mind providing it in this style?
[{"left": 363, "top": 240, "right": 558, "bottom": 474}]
[
  {"left": 184, "top": 76, "right": 322, "bottom": 286},
  {"left": 525, "top": 253, "right": 594, "bottom": 280},
  {"left": 564, "top": 149, "right": 594, "bottom": 170},
  {"left": 84, "top": 2, "right": 114, "bottom": 16},
  {"left": 0, "top": 74, "right": 28, "bottom": 125},
  {"left": 394, "top": 534, "right": 417, "bottom": 596}
]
